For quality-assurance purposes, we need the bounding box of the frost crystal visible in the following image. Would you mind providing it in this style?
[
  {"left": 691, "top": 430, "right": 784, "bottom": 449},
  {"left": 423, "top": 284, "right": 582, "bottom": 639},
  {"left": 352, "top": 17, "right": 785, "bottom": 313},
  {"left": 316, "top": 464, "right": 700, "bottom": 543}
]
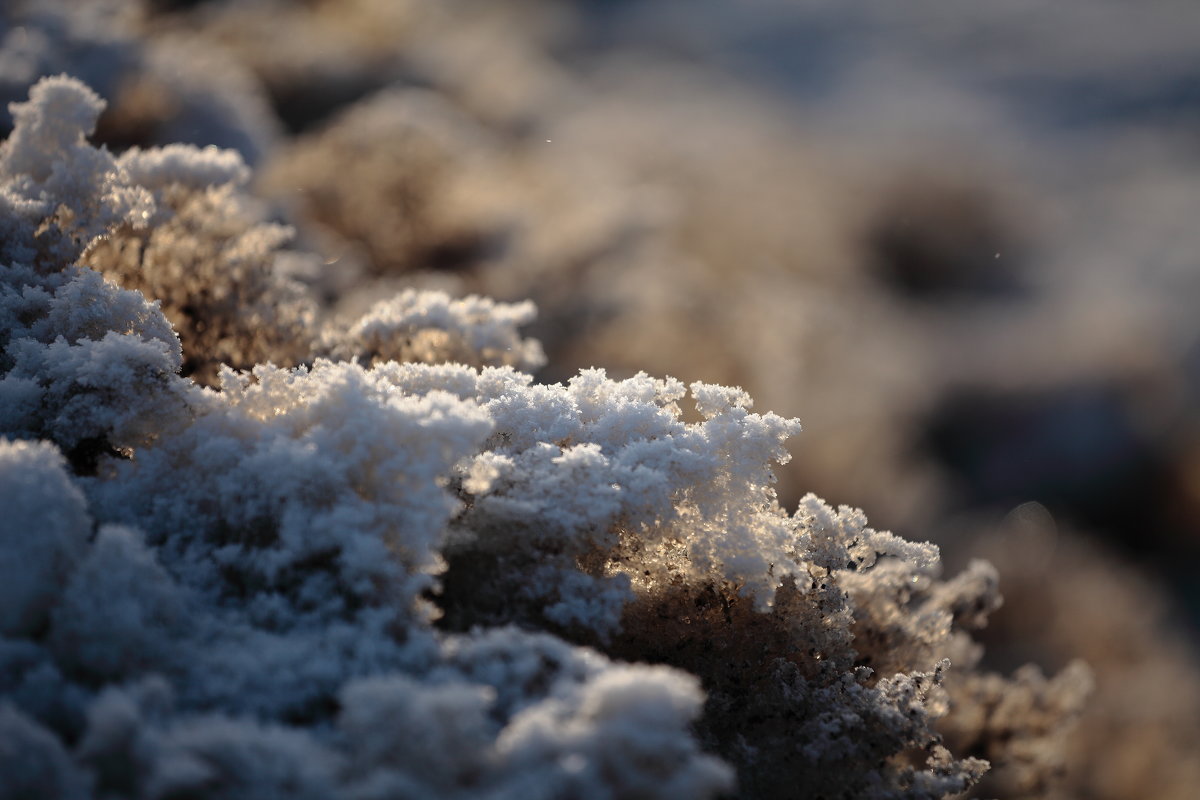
[
  {"left": 326, "top": 288, "right": 546, "bottom": 371},
  {"left": 0, "top": 75, "right": 1092, "bottom": 800}
]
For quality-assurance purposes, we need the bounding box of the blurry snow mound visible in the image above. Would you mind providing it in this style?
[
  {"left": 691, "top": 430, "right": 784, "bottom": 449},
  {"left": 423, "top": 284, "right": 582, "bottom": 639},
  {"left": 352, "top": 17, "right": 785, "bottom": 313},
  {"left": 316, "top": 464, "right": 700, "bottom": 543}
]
[{"left": 0, "top": 0, "right": 279, "bottom": 163}]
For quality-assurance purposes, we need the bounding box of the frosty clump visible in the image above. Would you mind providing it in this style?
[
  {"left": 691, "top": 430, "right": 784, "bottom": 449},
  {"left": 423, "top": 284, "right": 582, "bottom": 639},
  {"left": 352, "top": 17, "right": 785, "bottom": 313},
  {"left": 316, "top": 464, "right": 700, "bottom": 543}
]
[
  {"left": 0, "top": 439, "right": 90, "bottom": 637},
  {"left": 0, "top": 75, "right": 1090, "bottom": 799}
]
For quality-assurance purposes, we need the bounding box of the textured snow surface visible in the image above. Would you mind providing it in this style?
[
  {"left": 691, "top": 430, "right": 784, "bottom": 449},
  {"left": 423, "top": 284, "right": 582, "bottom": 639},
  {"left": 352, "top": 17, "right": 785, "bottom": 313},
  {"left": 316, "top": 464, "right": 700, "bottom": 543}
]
[{"left": 0, "top": 72, "right": 1094, "bottom": 800}]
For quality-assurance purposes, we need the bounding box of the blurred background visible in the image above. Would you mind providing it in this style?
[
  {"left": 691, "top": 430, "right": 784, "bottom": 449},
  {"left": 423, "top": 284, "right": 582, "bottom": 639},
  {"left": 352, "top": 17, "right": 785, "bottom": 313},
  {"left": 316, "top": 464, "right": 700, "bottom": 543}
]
[{"left": 3, "top": 1, "right": 1198, "bottom": 796}]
